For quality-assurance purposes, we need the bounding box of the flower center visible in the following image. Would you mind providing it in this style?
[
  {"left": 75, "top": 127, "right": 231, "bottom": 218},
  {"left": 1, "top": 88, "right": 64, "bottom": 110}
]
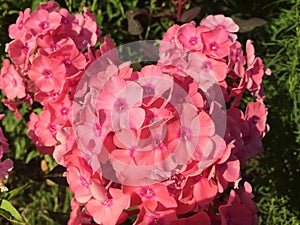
[
  {"left": 114, "top": 98, "right": 128, "bottom": 112},
  {"left": 180, "top": 127, "right": 192, "bottom": 142},
  {"left": 209, "top": 41, "right": 219, "bottom": 51},
  {"left": 47, "top": 123, "right": 57, "bottom": 134},
  {"left": 140, "top": 187, "right": 155, "bottom": 199},
  {"left": 60, "top": 106, "right": 69, "bottom": 116},
  {"left": 42, "top": 69, "right": 53, "bottom": 79},
  {"left": 39, "top": 21, "right": 49, "bottom": 30},
  {"left": 189, "top": 37, "right": 198, "bottom": 46},
  {"left": 201, "top": 60, "right": 212, "bottom": 72},
  {"left": 79, "top": 175, "right": 90, "bottom": 189}
]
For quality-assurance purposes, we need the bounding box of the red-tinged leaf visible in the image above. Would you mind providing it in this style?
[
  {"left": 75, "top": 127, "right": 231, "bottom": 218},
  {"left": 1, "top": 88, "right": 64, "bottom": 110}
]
[
  {"left": 128, "top": 18, "right": 144, "bottom": 35},
  {"left": 233, "top": 17, "right": 267, "bottom": 33},
  {"left": 126, "top": 8, "right": 148, "bottom": 19},
  {"left": 179, "top": 6, "right": 201, "bottom": 23},
  {"left": 151, "top": 9, "right": 176, "bottom": 19}
]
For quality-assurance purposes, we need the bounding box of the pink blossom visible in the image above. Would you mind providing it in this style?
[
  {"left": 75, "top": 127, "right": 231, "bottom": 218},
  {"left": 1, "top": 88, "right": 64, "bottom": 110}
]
[
  {"left": 219, "top": 182, "right": 258, "bottom": 225},
  {"left": 25, "top": 9, "right": 62, "bottom": 36},
  {"left": 0, "top": 60, "right": 26, "bottom": 100},
  {"left": 186, "top": 51, "right": 227, "bottom": 82},
  {"left": 68, "top": 198, "right": 93, "bottom": 225},
  {"left": 85, "top": 188, "right": 130, "bottom": 225},
  {"left": 66, "top": 157, "right": 105, "bottom": 203},
  {"left": 123, "top": 183, "right": 177, "bottom": 208},
  {"left": 177, "top": 22, "right": 208, "bottom": 51},
  {"left": 201, "top": 29, "right": 232, "bottom": 59},
  {"left": 33, "top": 109, "right": 58, "bottom": 147},
  {"left": 28, "top": 55, "right": 66, "bottom": 92},
  {"left": 200, "top": 14, "right": 239, "bottom": 40},
  {"left": 8, "top": 8, "right": 31, "bottom": 40}
]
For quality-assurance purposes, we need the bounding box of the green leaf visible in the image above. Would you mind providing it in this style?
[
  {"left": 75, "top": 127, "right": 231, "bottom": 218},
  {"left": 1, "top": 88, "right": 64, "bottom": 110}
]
[
  {"left": 5, "top": 183, "right": 31, "bottom": 201},
  {"left": 0, "top": 199, "right": 24, "bottom": 223},
  {"left": 25, "top": 150, "right": 41, "bottom": 164},
  {"left": 31, "top": 0, "right": 43, "bottom": 11}
]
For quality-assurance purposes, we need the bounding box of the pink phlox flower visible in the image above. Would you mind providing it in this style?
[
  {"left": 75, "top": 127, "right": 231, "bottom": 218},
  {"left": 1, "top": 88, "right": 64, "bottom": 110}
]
[
  {"left": 68, "top": 198, "right": 93, "bottom": 225},
  {"left": 8, "top": 8, "right": 31, "bottom": 40},
  {"left": 235, "top": 102, "right": 267, "bottom": 163},
  {"left": 168, "top": 104, "right": 200, "bottom": 165},
  {"left": 0, "top": 60, "right": 26, "bottom": 100},
  {"left": 227, "top": 41, "right": 246, "bottom": 76},
  {"left": 25, "top": 9, "right": 62, "bottom": 36},
  {"left": 36, "top": 1, "right": 60, "bottom": 12},
  {"left": 85, "top": 188, "right": 130, "bottom": 225},
  {"left": 177, "top": 22, "right": 208, "bottom": 51},
  {"left": 6, "top": 36, "right": 36, "bottom": 67},
  {"left": 50, "top": 43, "right": 87, "bottom": 76},
  {"left": 245, "top": 41, "right": 265, "bottom": 99},
  {"left": 53, "top": 127, "right": 73, "bottom": 166},
  {"left": 74, "top": 8, "right": 100, "bottom": 51},
  {"left": 33, "top": 109, "right": 59, "bottom": 147},
  {"left": 193, "top": 176, "right": 218, "bottom": 207},
  {"left": 201, "top": 29, "right": 232, "bottom": 59},
  {"left": 219, "top": 183, "right": 258, "bottom": 225},
  {"left": 123, "top": 183, "right": 177, "bottom": 209},
  {"left": 245, "top": 102, "right": 268, "bottom": 138},
  {"left": 36, "top": 34, "right": 74, "bottom": 55},
  {"left": 162, "top": 24, "right": 180, "bottom": 45},
  {"left": 215, "top": 154, "right": 241, "bottom": 193},
  {"left": 66, "top": 157, "right": 105, "bottom": 204},
  {"left": 200, "top": 14, "right": 239, "bottom": 41},
  {"left": 134, "top": 201, "right": 177, "bottom": 225},
  {"left": 28, "top": 55, "right": 66, "bottom": 92},
  {"left": 236, "top": 182, "right": 258, "bottom": 219},
  {"left": 96, "top": 76, "right": 145, "bottom": 131},
  {"left": 1, "top": 99, "right": 21, "bottom": 120},
  {"left": 137, "top": 65, "right": 174, "bottom": 105},
  {"left": 47, "top": 95, "right": 72, "bottom": 126},
  {"left": 58, "top": 8, "right": 82, "bottom": 37},
  {"left": 73, "top": 101, "right": 111, "bottom": 163},
  {"left": 186, "top": 51, "right": 227, "bottom": 83}
]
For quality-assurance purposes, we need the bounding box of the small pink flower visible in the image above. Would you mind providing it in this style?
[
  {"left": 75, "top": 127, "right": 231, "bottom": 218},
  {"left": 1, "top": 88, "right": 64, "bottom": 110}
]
[
  {"left": 200, "top": 14, "right": 239, "bottom": 41},
  {"left": 177, "top": 22, "right": 208, "bottom": 51},
  {"left": 25, "top": 9, "right": 62, "bottom": 36},
  {"left": 0, "top": 60, "right": 26, "bottom": 100},
  {"left": 33, "top": 109, "right": 58, "bottom": 146},
  {"left": 187, "top": 51, "right": 227, "bottom": 82},
  {"left": 28, "top": 55, "right": 66, "bottom": 92},
  {"left": 85, "top": 188, "right": 130, "bottom": 225},
  {"left": 8, "top": 8, "right": 31, "bottom": 40},
  {"left": 123, "top": 183, "right": 177, "bottom": 208},
  {"left": 202, "top": 29, "right": 232, "bottom": 59}
]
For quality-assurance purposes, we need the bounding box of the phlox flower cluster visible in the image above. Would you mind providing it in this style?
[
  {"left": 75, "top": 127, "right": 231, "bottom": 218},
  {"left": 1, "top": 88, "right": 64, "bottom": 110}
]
[{"left": 0, "top": 2, "right": 269, "bottom": 225}]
